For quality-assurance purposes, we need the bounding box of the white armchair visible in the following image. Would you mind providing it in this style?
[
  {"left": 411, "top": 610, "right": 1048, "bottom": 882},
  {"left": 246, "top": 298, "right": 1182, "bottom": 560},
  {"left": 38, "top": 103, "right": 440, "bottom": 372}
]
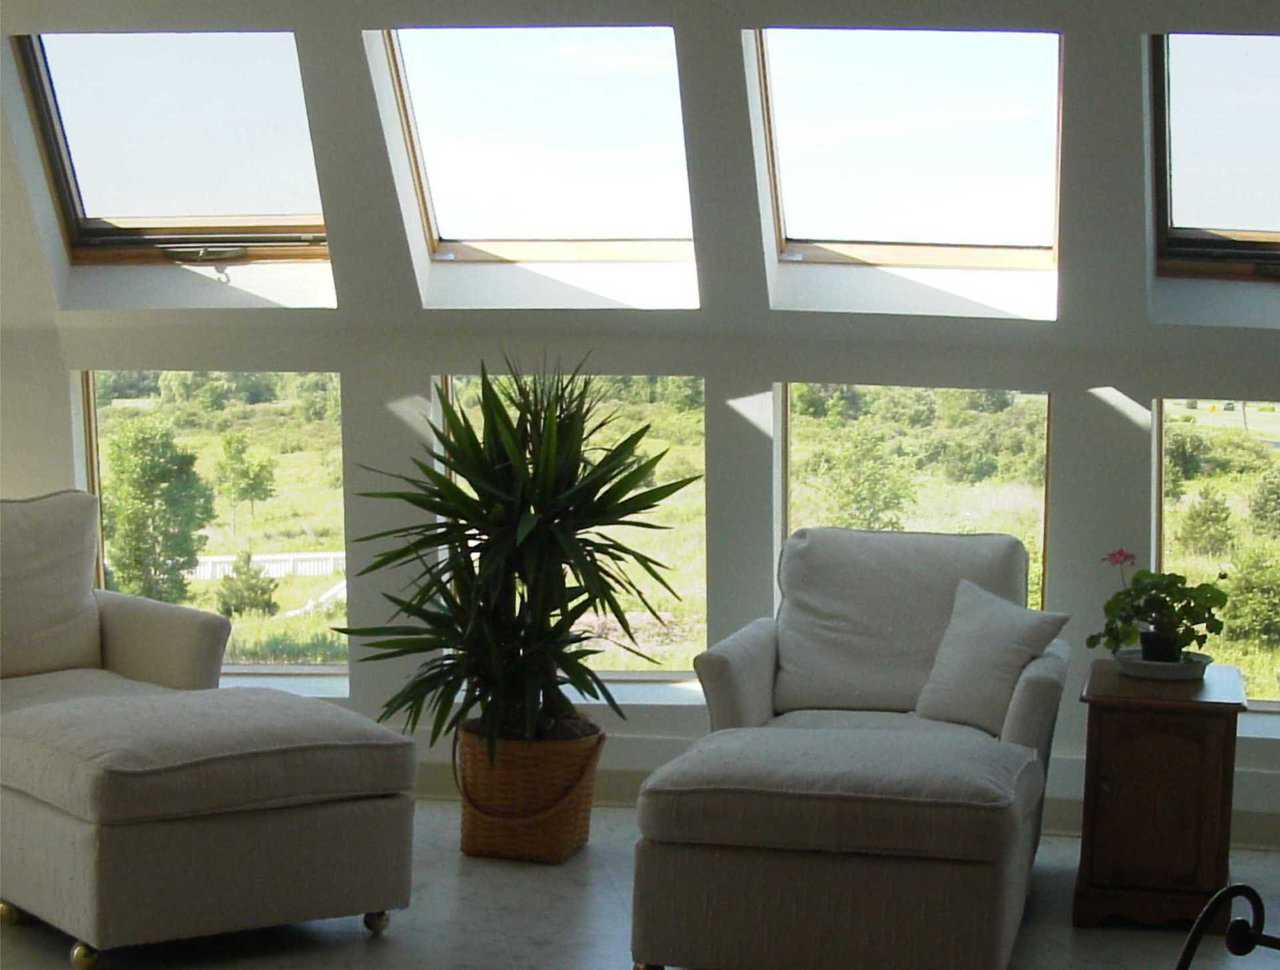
[{"left": 633, "top": 528, "right": 1071, "bottom": 970}]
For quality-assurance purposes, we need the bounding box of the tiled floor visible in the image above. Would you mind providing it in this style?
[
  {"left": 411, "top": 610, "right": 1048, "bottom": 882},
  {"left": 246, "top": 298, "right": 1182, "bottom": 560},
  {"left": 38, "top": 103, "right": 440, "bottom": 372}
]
[{"left": 3, "top": 801, "right": 1278, "bottom": 969}]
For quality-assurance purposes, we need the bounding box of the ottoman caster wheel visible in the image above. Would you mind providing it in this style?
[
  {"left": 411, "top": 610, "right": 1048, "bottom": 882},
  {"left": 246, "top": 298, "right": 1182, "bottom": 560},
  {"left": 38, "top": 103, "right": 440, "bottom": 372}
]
[
  {"left": 70, "top": 942, "right": 98, "bottom": 969},
  {"left": 0, "top": 900, "right": 26, "bottom": 925},
  {"left": 363, "top": 911, "right": 389, "bottom": 935}
]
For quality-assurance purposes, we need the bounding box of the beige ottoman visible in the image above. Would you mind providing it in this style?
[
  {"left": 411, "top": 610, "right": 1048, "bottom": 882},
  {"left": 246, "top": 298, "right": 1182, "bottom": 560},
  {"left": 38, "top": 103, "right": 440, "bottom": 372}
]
[
  {"left": 632, "top": 726, "right": 1046, "bottom": 970},
  {"left": 1, "top": 678, "right": 415, "bottom": 965}
]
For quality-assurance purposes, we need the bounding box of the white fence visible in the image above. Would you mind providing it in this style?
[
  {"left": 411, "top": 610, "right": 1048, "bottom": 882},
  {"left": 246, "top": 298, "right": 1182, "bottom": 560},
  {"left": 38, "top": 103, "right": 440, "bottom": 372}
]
[{"left": 184, "top": 551, "right": 346, "bottom": 581}]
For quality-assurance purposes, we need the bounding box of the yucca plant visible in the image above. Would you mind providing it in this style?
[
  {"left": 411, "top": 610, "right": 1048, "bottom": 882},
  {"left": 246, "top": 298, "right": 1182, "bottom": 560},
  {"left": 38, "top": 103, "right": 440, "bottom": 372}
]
[{"left": 336, "top": 363, "right": 698, "bottom": 759}]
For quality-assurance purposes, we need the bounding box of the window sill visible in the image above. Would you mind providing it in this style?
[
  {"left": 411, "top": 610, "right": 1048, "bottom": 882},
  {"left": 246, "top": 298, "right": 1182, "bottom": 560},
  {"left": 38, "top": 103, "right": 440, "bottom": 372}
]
[
  {"left": 219, "top": 670, "right": 349, "bottom": 699},
  {"left": 1240, "top": 709, "right": 1280, "bottom": 741}
]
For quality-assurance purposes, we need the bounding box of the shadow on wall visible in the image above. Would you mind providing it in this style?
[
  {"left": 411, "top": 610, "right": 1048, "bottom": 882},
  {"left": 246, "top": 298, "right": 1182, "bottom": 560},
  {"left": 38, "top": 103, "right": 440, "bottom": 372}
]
[
  {"left": 773, "top": 262, "right": 1057, "bottom": 321},
  {"left": 61, "top": 261, "right": 336, "bottom": 311}
]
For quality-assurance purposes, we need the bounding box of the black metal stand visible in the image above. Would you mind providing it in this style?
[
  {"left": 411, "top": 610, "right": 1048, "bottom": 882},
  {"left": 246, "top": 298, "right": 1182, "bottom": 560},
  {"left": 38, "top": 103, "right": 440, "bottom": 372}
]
[{"left": 1175, "top": 885, "right": 1280, "bottom": 969}]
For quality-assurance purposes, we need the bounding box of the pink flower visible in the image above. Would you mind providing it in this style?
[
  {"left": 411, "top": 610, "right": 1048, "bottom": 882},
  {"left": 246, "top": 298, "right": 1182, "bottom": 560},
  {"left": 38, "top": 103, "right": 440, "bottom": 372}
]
[{"left": 1102, "top": 548, "right": 1137, "bottom": 567}]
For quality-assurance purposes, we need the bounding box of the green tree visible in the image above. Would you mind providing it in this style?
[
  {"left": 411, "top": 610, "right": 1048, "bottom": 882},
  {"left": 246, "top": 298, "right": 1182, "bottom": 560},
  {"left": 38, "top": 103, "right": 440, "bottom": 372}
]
[
  {"left": 215, "top": 551, "right": 279, "bottom": 618},
  {"left": 1222, "top": 547, "right": 1280, "bottom": 645},
  {"left": 102, "top": 417, "right": 214, "bottom": 602},
  {"left": 1165, "top": 426, "right": 1209, "bottom": 479},
  {"left": 293, "top": 372, "right": 341, "bottom": 422},
  {"left": 801, "top": 421, "right": 916, "bottom": 531},
  {"left": 215, "top": 432, "right": 277, "bottom": 533},
  {"left": 95, "top": 370, "right": 159, "bottom": 406},
  {"left": 862, "top": 385, "right": 936, "bottom": 428},
  {"left": 158, "top": 370, "right": 201, "bottom": 405},
  {"left": 1177, "top": 487, "right": 1234, "bottom": 557},
  {"left": 1250, "top": 465, "right": 1280, "bottom": 539}
]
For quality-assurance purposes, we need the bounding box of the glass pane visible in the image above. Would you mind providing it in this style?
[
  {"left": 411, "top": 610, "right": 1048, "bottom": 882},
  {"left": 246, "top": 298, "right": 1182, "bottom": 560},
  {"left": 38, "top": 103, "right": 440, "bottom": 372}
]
[
  {"left": 788, "top": 383, "right": 1048, "bottom": 605},
  {"left": 43, "top": 34, "right": 323, "bottom": 219},
  {"left": 764, "top": 29, "right": 1060, "bottom": 247},
  {"left": 396, "top": 27, "right": 693, "bottom": 240},
  {"left": 1167, "top": 34, "right": 1280, "bottom": 232},
  {"left": 94, "top": 371, "right": 347, "bottom": 687},
  {"left": 1161, "top": 399, "right": 1280, "bottom": 700},
  {"left": 451, "top": 375, "right": 706, "bottom": 670}
]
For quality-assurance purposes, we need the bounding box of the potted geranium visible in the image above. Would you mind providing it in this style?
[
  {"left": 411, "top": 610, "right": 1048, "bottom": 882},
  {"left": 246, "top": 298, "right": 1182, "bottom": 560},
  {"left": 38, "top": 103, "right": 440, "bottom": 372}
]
[
  {"left": 1086, "top": 548, "right": 1228, "bottom": 662},
  {"left": 337, "top": 364, "right": 696, "bottom": 863}
]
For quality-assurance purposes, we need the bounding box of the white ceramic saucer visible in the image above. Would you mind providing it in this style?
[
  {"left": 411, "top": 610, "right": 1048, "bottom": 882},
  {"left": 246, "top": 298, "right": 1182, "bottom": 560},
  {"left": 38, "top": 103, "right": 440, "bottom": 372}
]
[{"left": 1114, "top": 647, "right": 1212, "bottom": 681}]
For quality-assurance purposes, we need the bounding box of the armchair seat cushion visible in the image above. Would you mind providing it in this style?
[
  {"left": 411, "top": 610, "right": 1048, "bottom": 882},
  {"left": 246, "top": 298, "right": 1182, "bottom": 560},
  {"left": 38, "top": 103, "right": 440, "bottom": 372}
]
[
  {"left": 638, "top": 727, "right": 1041, "bottom": 862},
  {"left": 768, "top": 708, "right": 991, "bottom": 741},
  {"left": 1, "top": 686, "right": 415, "bottom": 824}
]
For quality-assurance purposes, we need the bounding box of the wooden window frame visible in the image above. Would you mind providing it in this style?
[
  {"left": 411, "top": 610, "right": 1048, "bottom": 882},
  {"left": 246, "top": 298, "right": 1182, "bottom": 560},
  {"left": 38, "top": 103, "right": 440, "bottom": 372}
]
[
  {"left": 13, "top": 35, "right": 328, "bottom": 265},
  {"left": 756, "top": 29, "right": 1061, "bottom": 272},
  {"left": 381, "top": 29, "right": 693, "bottom": 264},
  {"left": 1151, "top": 35, "right": 1280, "bottom": 282}
]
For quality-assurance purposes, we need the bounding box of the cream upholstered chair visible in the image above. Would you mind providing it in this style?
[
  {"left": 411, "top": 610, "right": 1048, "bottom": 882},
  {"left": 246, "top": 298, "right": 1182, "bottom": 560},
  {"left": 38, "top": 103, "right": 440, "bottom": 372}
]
[
  {"left": 632, "top": 528, "right": 1070, "bottom": 970},
  {"left": 0, "top": 491, "right": 415, "bottom": 968}
]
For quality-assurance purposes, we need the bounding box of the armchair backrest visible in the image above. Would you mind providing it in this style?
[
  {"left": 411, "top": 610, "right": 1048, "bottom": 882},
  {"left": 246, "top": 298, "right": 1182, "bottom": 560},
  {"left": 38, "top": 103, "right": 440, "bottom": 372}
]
[
  {"left": 1, "top": 490, "right": 103, "bottom": 678},
  {"left": 774, "top": 528, "right": 1028, "bottom": 713}
]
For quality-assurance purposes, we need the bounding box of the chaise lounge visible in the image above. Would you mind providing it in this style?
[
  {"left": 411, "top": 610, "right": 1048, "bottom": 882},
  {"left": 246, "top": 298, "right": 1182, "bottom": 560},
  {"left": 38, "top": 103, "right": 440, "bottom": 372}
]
[
  {"left": 0, "top": 491, "right": 417, "bottom": 967},
  {"left": 632, "top": 528, "right": 1070, "bottom": 970}
]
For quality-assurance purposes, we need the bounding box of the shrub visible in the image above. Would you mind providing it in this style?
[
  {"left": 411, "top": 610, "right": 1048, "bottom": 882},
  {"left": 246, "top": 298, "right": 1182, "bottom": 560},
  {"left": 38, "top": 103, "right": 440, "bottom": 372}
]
[
  {"left": 1164, "top": 426, "right": 1209, "bottom": 479},
  {"left": 1205, "top": 430, "right": 1274, "bottom": 476},
  {"left": 1184, "top": 400, "right": 1198, "bottom": 410},
  {"left": 801, "top": 423, "right": 916, "bottom": 531},
  {"left": 1251, "top": 466, "right": 1280, "bottom": 539},
  {"left": 1177, "top": 487, "right": 1234, "bottom": 557},
  {"left": 216, "top": 551, "right": 279, "bottom": 618},
  {"left": 1223, "top": 547, "right": 1280, "bottom": 645}
]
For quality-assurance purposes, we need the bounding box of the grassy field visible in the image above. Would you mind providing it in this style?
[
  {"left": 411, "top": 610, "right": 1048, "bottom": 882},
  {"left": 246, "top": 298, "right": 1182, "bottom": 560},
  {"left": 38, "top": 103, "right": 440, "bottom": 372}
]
[
  {"left": 1161, "top": 400, "right": 1279, "bottom": 700},
  {"left": 97, "top": 380, "right": 348, "bottom": 665},
  {"left": 789, "top": 388, "right": 1049, "bottom": 608}
]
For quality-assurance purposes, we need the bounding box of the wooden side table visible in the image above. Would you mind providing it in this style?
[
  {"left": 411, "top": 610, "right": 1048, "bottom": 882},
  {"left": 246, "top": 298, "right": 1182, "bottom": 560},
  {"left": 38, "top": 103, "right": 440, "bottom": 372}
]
[{"left": 1073, "top": 659, "right": 1247, "bottom": 930}]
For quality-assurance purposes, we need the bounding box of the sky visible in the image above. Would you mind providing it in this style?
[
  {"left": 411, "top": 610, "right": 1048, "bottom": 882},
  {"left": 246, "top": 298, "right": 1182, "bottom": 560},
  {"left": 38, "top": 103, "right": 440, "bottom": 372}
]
[
  {"left": 42, "top": 32, "right": 323, "bottom": 219},
  {"left": 39, "top": 28, "right": 1279, "bottom": 237}
]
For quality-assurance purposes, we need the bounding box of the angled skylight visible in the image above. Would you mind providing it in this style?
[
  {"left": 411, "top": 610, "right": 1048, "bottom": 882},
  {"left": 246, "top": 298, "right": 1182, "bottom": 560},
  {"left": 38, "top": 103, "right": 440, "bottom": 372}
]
[
  {"left": 40, "top": 33, "right": 323, "bottom": 222},
  {"left": 393, "top": 27, "right": 694, "bottom": 244},
  {"left": 762, "top": 28, "right": 1060, "bottom": 252},
  {"left": 1165, "top": 34, "right": 1280, "bottom": 233}
]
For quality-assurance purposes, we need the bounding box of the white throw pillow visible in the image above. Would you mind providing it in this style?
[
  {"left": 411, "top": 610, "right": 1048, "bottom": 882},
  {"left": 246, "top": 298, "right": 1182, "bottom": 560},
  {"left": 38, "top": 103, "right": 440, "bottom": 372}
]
[{"left": 916, "top": 580, "right": 1069, "bottom": 736}]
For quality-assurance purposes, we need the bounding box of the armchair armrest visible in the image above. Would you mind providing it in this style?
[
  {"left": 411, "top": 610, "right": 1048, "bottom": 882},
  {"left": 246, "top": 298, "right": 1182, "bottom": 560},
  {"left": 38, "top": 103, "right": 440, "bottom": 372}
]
[
  {"left": 693, "top": 617, "right": 778, "bottom": 731},
  {"left": 1000, "top": 638, "right": 1070, "bottom": 763},
  {"left": 95, "top": 590, "right": 230, "bottom": 690}
]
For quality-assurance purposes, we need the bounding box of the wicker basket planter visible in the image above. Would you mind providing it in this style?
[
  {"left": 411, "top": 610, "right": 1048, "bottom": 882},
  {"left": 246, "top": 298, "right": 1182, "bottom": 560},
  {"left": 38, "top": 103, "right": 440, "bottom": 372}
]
[{"left": 458, "top": 724, "right": 606, "bottom": 864}]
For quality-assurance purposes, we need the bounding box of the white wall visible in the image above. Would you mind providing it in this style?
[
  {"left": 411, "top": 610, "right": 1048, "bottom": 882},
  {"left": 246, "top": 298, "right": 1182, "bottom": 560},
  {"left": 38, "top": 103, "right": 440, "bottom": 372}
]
[{"left": 2, "top": 0, "right": 1278, "bottom": 839}]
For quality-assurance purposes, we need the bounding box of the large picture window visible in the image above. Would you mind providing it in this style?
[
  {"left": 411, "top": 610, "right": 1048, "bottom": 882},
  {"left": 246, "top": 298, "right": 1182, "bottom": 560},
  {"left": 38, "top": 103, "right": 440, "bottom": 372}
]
[
  {"left": 92, "top": 371, "right": 346, "bottom": 694},
  {"left": 760, "top": 29, "right": 1060, "bottom": 269},
  {"left": 448, "top": 375, "right": 706, "bottom": 670},
  {"left": 1160, "top": 399, "right": 1280, "bottom": 701},
  {"left": 18, "top": 33, "right": 326, "bottom": 262},
  {"left": 1152, "top": 34, "right": 1280, "bottom": 278},
  {"left": 388, "top": 27, "right": 694, "bottom": 262},
  {"left": 788, "top": 383, "right": 1049, "bottom": 605}
]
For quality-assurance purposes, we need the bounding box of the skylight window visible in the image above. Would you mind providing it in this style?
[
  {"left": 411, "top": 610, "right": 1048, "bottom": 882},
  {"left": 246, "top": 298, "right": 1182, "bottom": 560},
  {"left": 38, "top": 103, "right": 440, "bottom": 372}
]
[
  {"left": 1153, "top": 34, "right": 1280, "bottom": 277},
  {"left": 760, "top": 29, "right": 1061, "bottom": 267},
  {"left": 390, "top": 27, "right": 694, "bottom": 260},
  {"left": 18, "top": 33, "right": 325, "bottom": 261}
]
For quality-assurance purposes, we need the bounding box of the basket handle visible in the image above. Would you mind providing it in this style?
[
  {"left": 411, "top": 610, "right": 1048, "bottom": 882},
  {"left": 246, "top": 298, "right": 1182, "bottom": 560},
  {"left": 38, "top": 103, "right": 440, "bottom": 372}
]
[{"left": 458, "top": 733, "right": 606, "bottom": 825}]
